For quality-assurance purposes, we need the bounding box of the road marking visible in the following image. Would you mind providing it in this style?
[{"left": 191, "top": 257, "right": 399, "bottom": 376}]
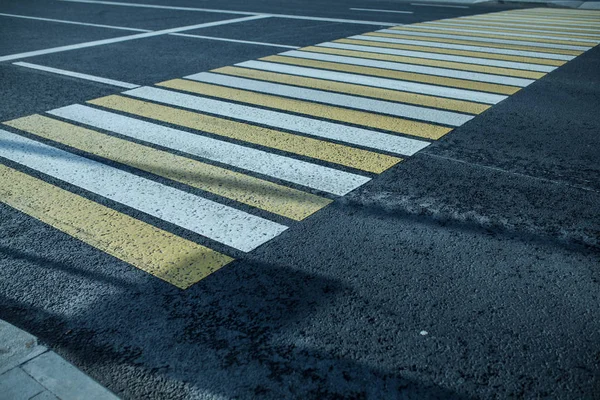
[
  {"left": 410, "top": 3, "right": 469, "bottom": 8},
  {"left": 125, "top": 82, "right": 434, "bottom": 151},
  {"left": 349, "top": 8, "right": 414, "bottom": 14},
  {"left": 382, "top": 28, "right": 592, "bottom": 50},
  {"left": 59, "top": 0, "right": 400, "bottom": 25},
  {"left": 0, "top": 13, "right": 300, "bottom": 50},
  {"left": 367, "top": 32, "right": 585, "bottom": 55},
  {"left": 349, "top": 35, "right": 575, "bottom": 60},
  {"left": 169, "top": 33, "right": 299, "bottom": 48},
  {"left": 411, "top": 24, "right": 600, "bottom": 43},
  {"left": 0, "top": 128, "right": 288, "bottom": 252},
  {"left": 5, "top": 115, "right": 331, "bottom": 221},
  {"left": 429, "top": 19, "right": 600, "bottom": 34},
  {"left": 332, "top": 39, "right": 566, "bottom": 67},
  {"left": 278, "top": 50, "right": 534, "bottom": 87},
  {"left": 48, "top": 103, "right": 371, "bottom": 195},
  {"left": 0, "top": 12, "right": 151, "bottom": 32},
  {"left": 4, "top": 6, "right": 597, "bottom": 288},
  {"left": 0, "top": 162, "right": 233, "bottom": 289},
  {"left": 458, "top": 16, "right": 600, "bottom": 30},
  {"left": 158, "top": 78, "right": 453, "bottom": 138},
  {"left": 88, "top": 94, "right": 405, "bottom": 171},
  {"left": 13, "top": 62, "right": 140, "bottom": 88},
  {"left": 186, "top": 71, "right": 474, "bottom": 125},
  {"left": 337, "top": 38, "right": 567, "bottom": 66},
  {"left": 469, "top": 15, "right": 600, "bottom": 26},
  {"left": 215, "top": 66, "right": 491, "bottom": 114},
  {"left": 237, "top": 60, "right": 507, "bottom": 104},
  {"left": 420, "top": 22, "right": 600, "bottom": 39},
  {"left": 301, "top": 45, "right": 546, "bottom": 79},
  {"left": 317, "top": 42, "right": 555, "bottom": 73},
  {"left": 0, "top": 15, "right": 269, "bottom": 62},
  {"left": 263, "top": 55, "right": 518, "bottom": 97}
]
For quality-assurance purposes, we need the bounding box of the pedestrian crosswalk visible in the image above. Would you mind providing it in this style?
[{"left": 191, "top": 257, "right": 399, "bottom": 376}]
[{"left": 1, "top": 7, "right": 598, "bottom": 288}]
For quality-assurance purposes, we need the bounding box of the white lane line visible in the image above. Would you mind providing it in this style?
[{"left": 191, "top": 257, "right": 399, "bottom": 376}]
[
  {"left": 126, "top": 85, "right": 429, "bottom": 156},
  {"left": 349, "top": 8, "right": 414, "bottom": 14},
  {"left": 186, "top": 71, "right": 472, "bottom": 126},
  {"left": 377, "top": 29, "right": 591, "bottom": 51},
  {"left": 279, "top": 50, "right": 535, "bottom": 87},
  {"left": 410, "top": 3, "right": 469, "bottom": 9},
  {"left": 13, "top": 62, "right": 140, "bottom": 88},
  {"left": 411, "top": 25, "right": 600, "bottom": 43},
  {"left": 237, "top": 60, "right": 507, "bottom": 104},
  {"left": 0, "top": 15, "right": 269, "bottom": 62},
  {"left": 0, "top": 12, "right": 151, "bottom": 32},
  {"left": 318, "top": 42, "right": 556, "bottom": 72},
  {"left": 59, "top": 0, "right": 400, "bottom": 25},
  {"left": 425, "top": 21, "right": 600, "bottom": 36},
  {"left": 351, "top": 35, "right": 575, "bottom": 60},
  {"left": 49, "top": 103, "right": 370, "bottom": 196},
  {"left": 0, "top": 128, "right": 287, "bottom": 252},
  {"left": 169, "top": 33, "right": 299, "bottom": 48}
]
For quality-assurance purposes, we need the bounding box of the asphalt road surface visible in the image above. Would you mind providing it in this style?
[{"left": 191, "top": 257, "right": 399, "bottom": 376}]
[{"left": 1, "top": 0, "right": 599, "bottom": 399}]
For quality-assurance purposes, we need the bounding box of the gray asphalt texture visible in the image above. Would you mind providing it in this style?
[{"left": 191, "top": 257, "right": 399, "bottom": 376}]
[{"left": 1, "top": 0, "right": 599, "bottom": 399}]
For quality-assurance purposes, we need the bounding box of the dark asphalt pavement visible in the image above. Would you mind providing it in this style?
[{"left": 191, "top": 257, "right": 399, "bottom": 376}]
[{"left": 1, "top": 1, "right": 599, "bottom": 399}]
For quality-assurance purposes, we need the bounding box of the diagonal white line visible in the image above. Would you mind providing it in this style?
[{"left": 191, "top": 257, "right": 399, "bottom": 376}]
[
  {"left": 0, "top": 15, "right": 269, "bottom": 62},
  {"left": 13, "top": 62, "right": 140, "bottom": 88}
]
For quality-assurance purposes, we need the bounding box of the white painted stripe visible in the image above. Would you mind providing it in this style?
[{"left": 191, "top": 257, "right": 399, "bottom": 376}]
[
  {"left": 13, "top": 62, "right": 140, "bottom": 88},
  {"left": 124, "top": 85, "right": 429, "bottom": 156},
  {"left": 186, "top": 72, "right": 472, "bottom": 126},
  {"left": 0, "top": 12, "right": 150, "bottom": 32},
  {"left": 169, "top": 33, "right": 299, "bottom": 48},
  {"left": 466, "top": 15, "right": 600, "bottom": 26},
  {"left": 318, "top": 42, "right": 556, "bottom": 72},
  {"left": 427, "top": 21, "right": 600, "bottom": 36},
  {"left": 48, "top": 104, "right": 370, "bottom": 196},
  {"left": 0, "top": 15, "right": 269, "bottom": 62},
  {"left": 0, "top": 128, "right": 287, "bottom": 252},
  {"left": 411, "top": 24, "right": 599, "bottom": 43},
  {"left": 377, "top": 29, "right": 591, "bottom": 50},
  {"left": 349, "top": 8, "right": 414, "bottom": 14},
  {"left": 59, "top": 0, "right": 400, "bottom": 25},
  {"left": 410, "top": 3, "right": 469, "bottom": 8},
  {"left": 280, "top": 50, "right": 535, "bottom": 87},
  {"left": 351, "top": 35, "right": 575, "bottom": 60},
  {"left": 238, "top": 60, "right": 507, "bottom": 104}
]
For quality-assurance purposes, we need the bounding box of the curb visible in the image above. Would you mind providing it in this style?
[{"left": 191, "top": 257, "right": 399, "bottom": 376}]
[{"left": 0, "top": 320, "right": 119, "bottom": 400}]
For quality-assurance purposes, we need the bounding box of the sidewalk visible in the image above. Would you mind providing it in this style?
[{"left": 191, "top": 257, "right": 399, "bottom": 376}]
[{"left": 0, "top": 320, "right": 119, "bottom": 400}]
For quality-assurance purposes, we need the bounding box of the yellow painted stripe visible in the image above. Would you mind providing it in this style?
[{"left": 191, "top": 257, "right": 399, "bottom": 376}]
[
  {"left": 88, "top": 95, "right": 400, "bottom": 173},
  {"left": 262, "top": 55, "right": 521, "bottom": 95},
  {"left": 158, "top": 78, "right": 452, "bottom": 139},
  {"left": 4, "top": 115, "right": 331, "bottom": 221},
  {"left": 390, "top": 26, "right": 597, "bottom": 47},
  {"left": 418, "top": 22, "right": 600, "bottom": 41},
  {"left": 457, "top": 17, "right": 600, "bottom": 32},
  {"left": 214, "top": 66, "right": 490, "bottom": 114},
  {"left": 430, "top": 19, "right": 600, "bottom": 35},
  {"left": 336, "top": 38, "right": 566, "bottom": 66},
  {"left": 364, "top": 32, "right": 584, "bottom": 56},
  {"left": 0, "top": 162, "right": 232, "bottom": 289},
  {"left": 301, "top": 46, "right": 545, "bottom": 79}
]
